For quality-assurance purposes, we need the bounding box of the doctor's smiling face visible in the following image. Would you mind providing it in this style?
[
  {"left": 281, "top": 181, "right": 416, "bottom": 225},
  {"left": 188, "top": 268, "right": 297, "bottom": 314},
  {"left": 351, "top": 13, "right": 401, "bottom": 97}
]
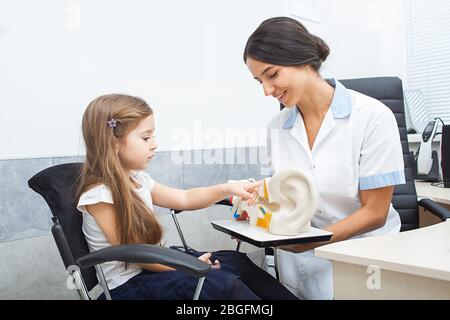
[
  {"left": 243, "top": 17, "right": 329, "bottom": 108},
  {"left": 246, "top": 57, "right": 316, "bottom": 108}
]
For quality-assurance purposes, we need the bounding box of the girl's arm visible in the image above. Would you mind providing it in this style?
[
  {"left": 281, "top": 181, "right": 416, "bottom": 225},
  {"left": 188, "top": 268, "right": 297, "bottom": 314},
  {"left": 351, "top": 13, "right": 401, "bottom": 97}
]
[
  {"left": 86, "top": 202, "right": 175, "bottom": 272},
  {"left": 151, "top": 180, "right": 262, "bottom": 211},
  {"left": 280, "top": 186, "right": 394, "bottom": 253}
]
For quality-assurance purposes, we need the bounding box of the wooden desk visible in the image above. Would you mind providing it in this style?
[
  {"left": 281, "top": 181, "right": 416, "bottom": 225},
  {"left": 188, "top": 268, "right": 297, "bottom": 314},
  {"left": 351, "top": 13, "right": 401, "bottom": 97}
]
[
  {"left": 414, "top": 181, "right": 450, "bottom": 227},
  {"left": 315, "top": 220, "right": 450, "bottom": 299},
  {"left": 414, "top": 181, "right": 450, "bottom": 205}
]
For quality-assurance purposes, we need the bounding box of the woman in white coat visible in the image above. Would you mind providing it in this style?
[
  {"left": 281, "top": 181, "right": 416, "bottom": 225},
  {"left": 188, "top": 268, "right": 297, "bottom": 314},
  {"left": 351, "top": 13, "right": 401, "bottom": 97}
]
[{"left": 243, "top": 17, "right": 406, "bottom": 299}]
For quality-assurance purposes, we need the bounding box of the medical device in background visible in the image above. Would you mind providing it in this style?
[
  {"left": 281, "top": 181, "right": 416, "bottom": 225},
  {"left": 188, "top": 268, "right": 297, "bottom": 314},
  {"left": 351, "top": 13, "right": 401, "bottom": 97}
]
[
  {"left": 404, "top": 90, "right": 449, "bottom": 185},
  {"left": 413, "top": 118, "right": 443, "bottom": 182},
  {"left": 441, "top": 124, "right": 450, "bottom": 188}
]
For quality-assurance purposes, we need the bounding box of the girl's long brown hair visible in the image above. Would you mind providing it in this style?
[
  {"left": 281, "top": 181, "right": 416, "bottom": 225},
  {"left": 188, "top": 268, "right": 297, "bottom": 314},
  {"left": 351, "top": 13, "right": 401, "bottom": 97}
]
[{"left": 77, "top": 94, "right": 162, "bottom": 245}]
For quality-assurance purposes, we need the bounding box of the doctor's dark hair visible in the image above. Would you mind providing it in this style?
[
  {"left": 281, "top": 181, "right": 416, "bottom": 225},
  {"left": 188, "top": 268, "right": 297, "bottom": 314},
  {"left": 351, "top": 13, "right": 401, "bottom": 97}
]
[{"left": 243, "top": 17, "right": 330, "bottom": 71}]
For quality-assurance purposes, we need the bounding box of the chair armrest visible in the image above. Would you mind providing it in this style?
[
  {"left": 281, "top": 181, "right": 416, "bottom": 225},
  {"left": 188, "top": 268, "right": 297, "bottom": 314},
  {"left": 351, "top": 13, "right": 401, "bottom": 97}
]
[
  {"left": 171, "top": 198, "right": 232, "bottom": 214},
  {"left": 77, "top": 244, "right": 210, "bottom": 278},
  {"left": 418, "top": 198, "right": 450, "bottom": 222}
]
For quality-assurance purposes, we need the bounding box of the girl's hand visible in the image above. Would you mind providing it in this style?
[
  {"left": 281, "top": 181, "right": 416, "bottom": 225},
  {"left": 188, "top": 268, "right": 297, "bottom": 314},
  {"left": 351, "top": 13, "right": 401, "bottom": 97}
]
[
  {"left": 198, "top": 252, "right": 213, "bottom": 264},
  {"left": 197, "top": 252, "right": 221, "bottom": 269},
  {"left": 227, "top": 180, "right": 262, "bottom": 205}
]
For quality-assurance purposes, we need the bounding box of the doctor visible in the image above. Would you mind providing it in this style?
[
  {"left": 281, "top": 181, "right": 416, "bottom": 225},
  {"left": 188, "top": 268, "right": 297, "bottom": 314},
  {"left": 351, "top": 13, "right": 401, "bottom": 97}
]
[{"left": 243, "top": 17, "right": 406, "bottom": 299}]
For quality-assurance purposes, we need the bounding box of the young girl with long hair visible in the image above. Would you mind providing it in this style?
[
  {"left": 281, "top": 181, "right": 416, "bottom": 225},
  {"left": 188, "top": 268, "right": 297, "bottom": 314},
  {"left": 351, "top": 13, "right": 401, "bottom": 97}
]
[{"left": 76, "top": 94, "right": 297, "bottom": 300}]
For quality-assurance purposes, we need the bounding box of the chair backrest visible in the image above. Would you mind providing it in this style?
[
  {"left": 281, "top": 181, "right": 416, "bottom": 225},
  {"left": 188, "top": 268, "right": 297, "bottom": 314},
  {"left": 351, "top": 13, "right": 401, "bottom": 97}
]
[
  {"left": 28, "top": 163, "right": 98, "bottom": 291},
  {"left": 280, "top": 77, "right": 419, "bottom": 231}
]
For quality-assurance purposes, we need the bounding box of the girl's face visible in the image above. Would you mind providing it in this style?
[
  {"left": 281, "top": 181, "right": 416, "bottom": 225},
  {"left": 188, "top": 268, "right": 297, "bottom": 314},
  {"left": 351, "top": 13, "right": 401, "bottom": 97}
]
[
  {"left": 117, "top": 115, "right": 157, "bottom": 171},
  {"left": 246, "top": 57, "right": 313, "bottom": 108}
]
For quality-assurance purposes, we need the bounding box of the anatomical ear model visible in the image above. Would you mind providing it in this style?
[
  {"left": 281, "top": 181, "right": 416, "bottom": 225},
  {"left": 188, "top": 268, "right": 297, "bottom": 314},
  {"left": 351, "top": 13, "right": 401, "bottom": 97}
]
[{"left": 229, "top": 168, "right": 318, "bottom": 236}]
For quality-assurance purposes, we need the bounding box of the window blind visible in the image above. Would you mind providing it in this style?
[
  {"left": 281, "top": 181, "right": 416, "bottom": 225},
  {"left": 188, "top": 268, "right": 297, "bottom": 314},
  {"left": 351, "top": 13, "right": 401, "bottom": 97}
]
[{"left": 405, "top": 0, "right": 450, "bottom": 123}]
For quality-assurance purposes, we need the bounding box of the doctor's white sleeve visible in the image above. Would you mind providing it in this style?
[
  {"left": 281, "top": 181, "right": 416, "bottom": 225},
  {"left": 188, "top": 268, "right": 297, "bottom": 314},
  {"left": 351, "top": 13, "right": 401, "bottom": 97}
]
[{"left": 358, "top": 109, "right": 406, "bottom": 190}]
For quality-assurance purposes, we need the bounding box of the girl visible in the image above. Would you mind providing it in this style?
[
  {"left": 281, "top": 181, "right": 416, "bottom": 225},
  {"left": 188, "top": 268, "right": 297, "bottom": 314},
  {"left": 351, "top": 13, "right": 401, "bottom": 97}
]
[{"left": 76, "top": 94, "right": 297, "bottom": 300}]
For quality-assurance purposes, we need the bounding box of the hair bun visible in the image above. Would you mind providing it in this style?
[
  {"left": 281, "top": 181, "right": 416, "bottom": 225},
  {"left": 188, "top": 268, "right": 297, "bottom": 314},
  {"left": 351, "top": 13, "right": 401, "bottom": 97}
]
[
  {"left": 244, "top": 16, "right": 331, "bottom": 71},
  {"left": 313, "top": 35, "right": 330, "bottom": 62}
]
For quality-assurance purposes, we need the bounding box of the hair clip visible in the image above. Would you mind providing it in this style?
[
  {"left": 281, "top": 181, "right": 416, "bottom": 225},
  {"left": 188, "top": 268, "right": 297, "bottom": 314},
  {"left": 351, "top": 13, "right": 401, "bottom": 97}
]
[{"left": 107, "top": 119, "right": 117, "bottom": 128}]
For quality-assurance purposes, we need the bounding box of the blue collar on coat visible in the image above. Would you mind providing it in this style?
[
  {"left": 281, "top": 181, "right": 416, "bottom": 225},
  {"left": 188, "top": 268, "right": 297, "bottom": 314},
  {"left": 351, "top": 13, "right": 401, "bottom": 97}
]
[{"left": 283, "top": 79, "right": 352, "bottom": 129}]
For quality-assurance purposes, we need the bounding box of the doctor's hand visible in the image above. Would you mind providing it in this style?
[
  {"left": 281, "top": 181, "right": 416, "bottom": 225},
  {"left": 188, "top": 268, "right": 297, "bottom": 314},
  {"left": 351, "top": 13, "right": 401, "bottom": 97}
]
[{"left": 226, "top": 180, "right": 262, "bottom": 205}]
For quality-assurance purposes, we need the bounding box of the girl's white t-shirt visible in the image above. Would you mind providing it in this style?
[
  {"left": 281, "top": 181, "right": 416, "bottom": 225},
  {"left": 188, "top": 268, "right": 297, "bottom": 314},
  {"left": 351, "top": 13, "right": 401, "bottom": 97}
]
[{"left": 77, "top": 171, "right": 156, "bottom": 290}]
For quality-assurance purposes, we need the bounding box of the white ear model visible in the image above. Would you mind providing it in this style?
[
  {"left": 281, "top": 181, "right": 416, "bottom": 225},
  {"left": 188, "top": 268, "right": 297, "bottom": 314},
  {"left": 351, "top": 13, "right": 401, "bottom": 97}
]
[
  {"left": 262, "top": 168, "right": 318, "bottom": 235},
  {"left": 228, "top": 169, "right": 317, "bottom": 236}
]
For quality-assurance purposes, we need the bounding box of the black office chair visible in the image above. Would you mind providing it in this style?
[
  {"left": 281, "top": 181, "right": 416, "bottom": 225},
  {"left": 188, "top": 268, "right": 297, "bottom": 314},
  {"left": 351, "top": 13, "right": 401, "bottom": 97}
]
[
  {"left": 338, "top": 77, "right": 450, "bottom": 230},
  {"left": 169, "top": 199, "right": 234, "bottom": 254},
  {"left": 28, "top": 163, "right": 210, "bottom": 300}
]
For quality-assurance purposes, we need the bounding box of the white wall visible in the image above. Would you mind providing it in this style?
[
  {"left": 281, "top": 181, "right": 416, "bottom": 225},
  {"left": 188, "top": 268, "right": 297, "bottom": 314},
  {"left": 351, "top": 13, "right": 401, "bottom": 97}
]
[
  {"left": 319, "top": 0, "right": 407, "bottom": 82},
  {"left": 0, "top": 0, "right": 292, "bottom": 159},
  {"left": 0, "top": 0, "right": 407, "bottom": 159}
]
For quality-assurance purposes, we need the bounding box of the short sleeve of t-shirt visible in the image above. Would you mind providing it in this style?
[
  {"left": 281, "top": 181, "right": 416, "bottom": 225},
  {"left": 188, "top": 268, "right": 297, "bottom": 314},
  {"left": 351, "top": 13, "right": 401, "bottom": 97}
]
[
  {"left": 359, "top": 108, "right": 406, "bottom": 190},
  {"left": 77, "top": 184, "right": 113, "bottom": 214}
]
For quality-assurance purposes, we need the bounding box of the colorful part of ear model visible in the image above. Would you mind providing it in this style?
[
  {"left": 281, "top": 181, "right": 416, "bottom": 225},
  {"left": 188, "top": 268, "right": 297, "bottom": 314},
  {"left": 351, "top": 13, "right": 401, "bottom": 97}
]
[
  {"left": 262, "top": 179, "right": 269, "bottom": 201},
  {"left": 256, "top": 205, "right": 272, "bottom": 229},
  {"left": 229, "top": 194, "right": 272, "bottom": 230},
  {"left": 229, "top": 196, "right": 244, "bottom": 220},
  {"left": 228, "top": 170, "right": 317, "bottom": 235},
  {"left": 255, "top": 178, "right": 272, "bottom": 229}
]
